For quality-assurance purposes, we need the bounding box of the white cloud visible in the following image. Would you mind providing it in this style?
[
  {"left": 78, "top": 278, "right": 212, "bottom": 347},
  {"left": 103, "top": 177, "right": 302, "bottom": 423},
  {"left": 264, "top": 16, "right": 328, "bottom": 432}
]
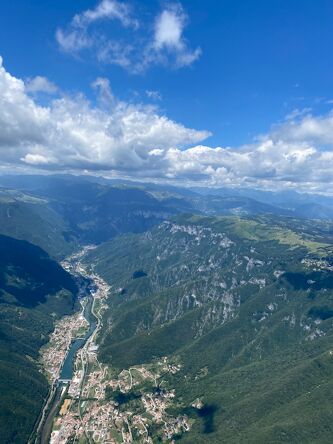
[
  {"left": 72, "top": 0, "right": 138, "bottom": 29},
  {"left": 160, "top": 111, "right": 333, "bottom": 192},
  {"left": 152, "top": 4, "right": 201, "bottom": 68},
  {"left": 0, "top": 57, "right": 209, "bottom": 173},
  {"left": 285, "top": 108, "right": 312, "bottom": 121},
  {"left": 164, "top": 132, "right": 333, "bottom": 192},
  {"left": 273, "top": 112, "right": 333, "bottom": 145},
  {"left": 96, "top": 40, "right": 134, "bottom": 69},
  {"left": 55, "top": 28, "right": 93, "bottom": 53},
  {"left": 25, "top": 76, "right": 58, "bottom": 94},
  {"left": 174, "top": 47, "right": 202, "bottom": 68},
  {"left": 55, "top": 1, "right": 201, "bottom": 72},
  {"left": 92, "top": 77, "right": 114, "bottom": 107},
  {"left": 149, "top": 148, "right": 164, "bottom": 156},
  {"left": 22, "top": 152, "right": 56, "bottom": 165},
  {"left": 146, "top": 90, "right": 162, "bottom": 101},
  {"left": 2, "top": 58, "right": 333, "bottom": 193},
  {"left": 56, "top": 0, "right": 138, "bottom": 54},
  {"left": 154, "top": 7, "right": 185, "bottom": 50}
]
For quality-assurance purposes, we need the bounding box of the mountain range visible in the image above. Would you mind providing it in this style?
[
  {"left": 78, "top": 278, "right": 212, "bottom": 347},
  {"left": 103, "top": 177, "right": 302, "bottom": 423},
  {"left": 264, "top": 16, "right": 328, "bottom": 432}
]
[
  {"left": 0, "top": 174, "right": 332, "bottom": 443},
  {"left": 1, "top": 174, "right": 333, "bottom": 256},
  {"left": 84, "top": 214, "right": 333, "bottom": 443}
]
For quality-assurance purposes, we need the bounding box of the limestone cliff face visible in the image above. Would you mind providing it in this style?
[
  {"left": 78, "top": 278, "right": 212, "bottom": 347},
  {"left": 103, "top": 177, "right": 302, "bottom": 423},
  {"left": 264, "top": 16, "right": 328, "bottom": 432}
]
[
  {"left": 85, "top": 215, "right": 333, "bottom": 366},
  {"left": 82, "top": 214, "right": 333, "bottom": 443}
]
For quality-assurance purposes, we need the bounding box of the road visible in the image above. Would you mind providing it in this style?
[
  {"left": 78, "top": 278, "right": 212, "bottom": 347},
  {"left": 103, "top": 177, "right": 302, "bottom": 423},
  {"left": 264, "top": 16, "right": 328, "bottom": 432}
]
[{"left": 31, "top": 248, "right": 101, "bottom": 444}]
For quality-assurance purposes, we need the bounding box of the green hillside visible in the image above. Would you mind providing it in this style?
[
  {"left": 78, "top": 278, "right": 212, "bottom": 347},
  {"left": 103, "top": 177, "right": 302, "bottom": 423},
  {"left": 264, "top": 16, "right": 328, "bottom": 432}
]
[
  {"left": 0, "top": 178, "right": 184, "bottom": 247},
  {"left": 0, "top": 175, "right": 320, "bottom": 252},
  {"left": 0, "top": 235, "right": 78, "bottom": 444},
  {"left": 85, "top": 215, "right": 333, "bottom": 443},
  {"left": 0, "top": 189, "right": 77, "bottom": 258}
]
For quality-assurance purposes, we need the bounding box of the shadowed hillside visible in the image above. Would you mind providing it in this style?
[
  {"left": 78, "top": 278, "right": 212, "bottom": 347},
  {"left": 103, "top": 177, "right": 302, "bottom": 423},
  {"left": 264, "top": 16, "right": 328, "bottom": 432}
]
[{"left": 0, "top": 235, "right": 78, "bottom": 444}]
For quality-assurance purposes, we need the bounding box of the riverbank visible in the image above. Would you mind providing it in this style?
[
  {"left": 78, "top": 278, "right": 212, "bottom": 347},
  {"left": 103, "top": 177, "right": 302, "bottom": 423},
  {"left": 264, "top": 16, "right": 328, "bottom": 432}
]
[{"left": 32, "top": 247, "right": 107, "bottom": 444}]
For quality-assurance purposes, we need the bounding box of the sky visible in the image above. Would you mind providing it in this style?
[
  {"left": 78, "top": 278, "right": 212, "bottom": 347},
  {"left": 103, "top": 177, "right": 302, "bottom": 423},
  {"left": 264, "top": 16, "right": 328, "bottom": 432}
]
[{"left": 1, "top": 0, "right": 333, "bottom": 192}]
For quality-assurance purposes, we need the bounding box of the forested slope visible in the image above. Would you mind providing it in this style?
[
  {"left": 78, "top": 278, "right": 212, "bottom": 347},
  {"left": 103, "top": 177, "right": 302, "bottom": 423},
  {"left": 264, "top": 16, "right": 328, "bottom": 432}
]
[
  {"left": 0, "top": 235, "right": 78, "bottom": 443},
  {"left": 85, "top": 215, "right": 333, "bottom": 443}
]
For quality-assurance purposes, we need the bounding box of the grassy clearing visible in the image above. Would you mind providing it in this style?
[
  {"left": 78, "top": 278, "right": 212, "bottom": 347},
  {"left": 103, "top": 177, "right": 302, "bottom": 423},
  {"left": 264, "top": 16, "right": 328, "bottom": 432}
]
[{"left": 189, "top": 214, "right": 333, "bottom": 256}]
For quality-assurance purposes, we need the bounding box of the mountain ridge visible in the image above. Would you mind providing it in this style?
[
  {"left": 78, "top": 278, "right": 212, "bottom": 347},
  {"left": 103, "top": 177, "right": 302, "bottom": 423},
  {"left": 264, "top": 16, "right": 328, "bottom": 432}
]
[{"left": 83, "top": 214, "right": 333, "bottom": 442}]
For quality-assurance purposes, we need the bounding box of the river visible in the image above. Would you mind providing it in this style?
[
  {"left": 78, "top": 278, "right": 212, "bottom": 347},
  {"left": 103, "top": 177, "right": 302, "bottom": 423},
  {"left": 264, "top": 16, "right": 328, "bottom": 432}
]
[
  {"left": 59, "top": 278, "right": 97, "bottom": 381},
  {"left": 33, "top": 256, "right": 100, "bottom": 444}
]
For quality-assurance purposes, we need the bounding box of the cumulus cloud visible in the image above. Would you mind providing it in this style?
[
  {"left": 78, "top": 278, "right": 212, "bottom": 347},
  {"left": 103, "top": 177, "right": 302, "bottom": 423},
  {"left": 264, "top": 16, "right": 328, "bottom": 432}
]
[
  {"left": 164, "top": 123, "right": 333, "bottom": 191},
  {"left": 25, "top": 76, "right": 58, "bottom": 94},
  {"left": 0, "top": 57, "right": 208, "bottom": 173},
  {"left": 272, "top": 112, "right": 333, "bottom": 145},
  {"left": 2, "top": 57, "right": 333, "bottom": 193},
  {"left": 55, "top": 1, "right": 201, "bottom": 72}
]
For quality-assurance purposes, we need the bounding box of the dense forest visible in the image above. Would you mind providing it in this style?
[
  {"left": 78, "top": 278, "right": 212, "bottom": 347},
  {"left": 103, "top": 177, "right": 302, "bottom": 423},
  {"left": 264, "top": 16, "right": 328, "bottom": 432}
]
[
  {"left": 0, "top": 235, "right": 78, "bottom": 443},
  {"left": 85, "top": 215, "right": 333, "bottom": 443}
]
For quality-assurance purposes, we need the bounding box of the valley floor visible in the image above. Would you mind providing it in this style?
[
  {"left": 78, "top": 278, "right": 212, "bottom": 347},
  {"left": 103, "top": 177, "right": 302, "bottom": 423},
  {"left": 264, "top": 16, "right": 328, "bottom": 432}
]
[{"left": 39, "top": 249, "right": 190, "bottom": 444}]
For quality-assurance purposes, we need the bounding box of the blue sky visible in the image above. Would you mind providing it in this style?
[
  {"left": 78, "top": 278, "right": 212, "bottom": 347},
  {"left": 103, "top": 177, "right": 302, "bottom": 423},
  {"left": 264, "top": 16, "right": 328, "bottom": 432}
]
[{"left": 0, "top": 0, "right": 333, "bottom": 191}]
